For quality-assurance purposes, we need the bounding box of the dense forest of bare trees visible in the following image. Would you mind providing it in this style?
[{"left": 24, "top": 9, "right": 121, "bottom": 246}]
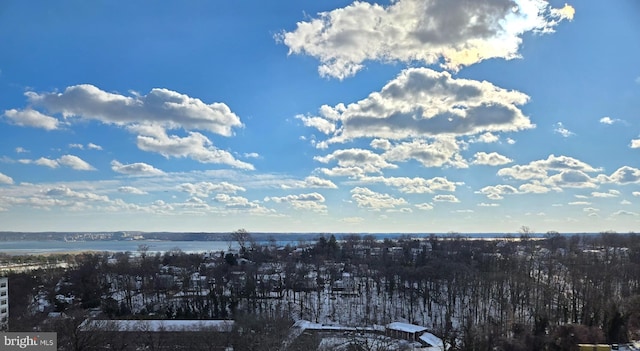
[{"left": 5, "top": 231, "right": 640, "bottom": 350}]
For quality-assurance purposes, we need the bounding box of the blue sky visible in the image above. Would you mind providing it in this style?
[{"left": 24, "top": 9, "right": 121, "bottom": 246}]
[{"left": 1, "top": 0, "right": 639, "bottom": 234}]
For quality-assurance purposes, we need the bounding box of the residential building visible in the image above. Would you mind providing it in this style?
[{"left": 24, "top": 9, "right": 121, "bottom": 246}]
[{"left": 0, "top": 276, "right": 8, "bottom": 331}]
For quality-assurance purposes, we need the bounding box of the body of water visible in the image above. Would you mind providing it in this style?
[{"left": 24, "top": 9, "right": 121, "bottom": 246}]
[{"left": 0, "top": 240, "right": 238, "bottom": 255}]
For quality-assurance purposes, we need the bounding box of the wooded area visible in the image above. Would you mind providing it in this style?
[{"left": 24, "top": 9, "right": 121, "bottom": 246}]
[{"left": 5, "top": 231, "right": 640, "bottom": 350}]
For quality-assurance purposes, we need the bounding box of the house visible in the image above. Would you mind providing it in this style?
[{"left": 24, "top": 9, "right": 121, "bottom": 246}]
[
  {"left": 0, "top": 276, "right": 8, "bottom": 331},
  {"left": 386, "top": 322, "right": 444, "bottom": 350},
  {"left": 386, "top": 322, "right": 427, "bottom": 342}
]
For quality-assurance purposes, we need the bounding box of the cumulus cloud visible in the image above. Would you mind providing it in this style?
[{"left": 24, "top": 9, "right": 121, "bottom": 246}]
[
  {"left": 477, "top": 184, "right": 518, "bottom": 200},
  {"left": 111, "top": 160, "right": 164, "bottom": 176},
  {"left": 472, "top": 151, "right": 513, "bottom": 166},
  {"left": 281, "top": 176, "right": 338, "bottom": 189},
  {"left": 433, "top": 194, "right": 460, "bottom": 203},
  {"left": 315, "top": 148, "right": 397, "bottom": 176},
  {"left": 280, "top": 0, "right": 574, "bottom": 79},
  {"left": 134, "top": 126, "right": 254, "bottom": 170},
  {"left": 264, "top": 192, "right": 328, "bottom": 212},
  {"left": 58, "top": 155, "right": 95, "bottom": 170},
  {"left": 178, "top": 181, "right": 245, "bottom": 197},
  {"left": 10, "top": 84, "right": 251, "bottom": 169},
  {"left": 415, "top": 203, "right": 434, "bottom": 210},
  {"left": 44, "top": 185, "right": 109, "bottom": 202},
  {"left": 350, "top": 187, "right": 407, "bottom": 210},
  {"left": 601, "top": 166, "right": 640, "bottom": 184},
  {"left": 630, "top": 139, "right": 640, "bottom": 149},
  {"left": 213, "top": 193, "right": 274, "bottom": 214},
  {"left": 25, "top": 84, "right": 242, "bottom": 135},
  {"left": 305, "top": 68, "right": 533, "bottom": 143},
  {"left": 20, "top": 155, "right": 95, "bottom": 171},
  {"left": 383, "top": 138, "right": 468, "bottom": 168},
  {"left": 472, "top": 132, "right": 500, "bottom": 143},
  {"left": 591, "top": 189, "right": 620, "bottom": 198},
  {"left": 70, "top": 143, "right": 103, "bottom": 150},
  {"left": 498, "top": 154, "right": 601, "bottom": 180},
  {"left": 0, "top": 172, "right": 13, "bottom": 184},
  {"left": 553, "top": 122, "right": 574, "bottom": 137},
  {"left": 545, "top": 170, "right": 597, "bottom": 188},
  {"left": 599, "top": 116, "right": 623, "bottom": 125},
  {"left": 359, "top": 175, "right": 458, "bottom": 193},
  {"left": 3, "top": 108, "right": 60, "bottom": 130},
  {"left": 117, "top": 186, "right": 147, "bottom": 195}
]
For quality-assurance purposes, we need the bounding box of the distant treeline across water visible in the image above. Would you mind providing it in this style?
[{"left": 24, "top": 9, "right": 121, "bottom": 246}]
[{"left": 0, "top": 231, "right": 613, "bottom": 255}]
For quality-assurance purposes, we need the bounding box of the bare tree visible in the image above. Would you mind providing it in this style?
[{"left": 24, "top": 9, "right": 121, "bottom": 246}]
[{"left": 230, "top": 228, "right": 252, "bottom": 254}]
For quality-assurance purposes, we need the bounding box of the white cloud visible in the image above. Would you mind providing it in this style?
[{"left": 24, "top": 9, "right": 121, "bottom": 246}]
[
  {"left": 415, "top": 203, "right": 434, "bottom": 210},
  {"left": 58, "top": 155, "right": 95, "bottom": 171},
  {"left": 477, "top": 184, "right": 518, "bottom": 200},
  {"left": 370, "top": 139, "right": 392, "bottom": 150},
  {"left": 630, "top": 139, "right": 640, "bottom": 149},
  {"left": 433, "top": 194, "right": 460, "bottom": 203},
  {"left": 34, "top": 157, "right": 59, "bottom": 168},
  {"left": 134, "top": 127, "right": 253, "bottom": 170},
  {"left": 569, "top": 201, "right": 591, "bottom": 206},
  {"left": 472, "top": 151, "right": 513, "bottom": 166},
  {"left": 15, "top": 147, "right": 28, "bottom": 154},
  {"left": 297, "top": 115, "right": 336, "bottom": 134},
  {"left": 111, "top": 160, "right": 164, "bottom": 176},
  {"left": 553, "top": 122, "right": 574, "bottom": 137},
  {"left": 383, "top": 138, "right": 468, "bottom": 168},
  {"left": 359, "top": 175, "right": 458, "bottom": 194},
  {"left": 612, "top": 210, "right": 638, "bottom": 216},
  {"left": 281, "top": 176, "right": 338, "bottom": 189},
  {"left": 478, "top": 202, "right": 499, "bottom": 207},
  {"left": 350, "top": 187, "right": 407, "bottom": 210},
  {"left": 506, "top": 138, "right": 516, "bottom": 145},
  {"left": 602, "top": 166, "right": 640, "bottom": 184},
  {"left": 3, "top": 108, "right": 60, "bottom": 130},
  {"left": 117, "top": 186, "right": 147, "bottom": 195},
  {"left": 633, "top": 191, "right": 640, "bottom": 197},
  {"left": 600, "top": 116, "right": 623, "bottom": 125},
  {"left": 11, "top": 85, "right": 251, "bottom": 169},
  {"left": 68, "top": 142, "right": 103, "bottom": 151},
  {"left": 306, "top": 68, "right": 533, "bottom": 143},
  {"left": 264, "top": 192, "right": 328, "bottom": 213},
  {"left": 545, "top": 170, "right": 597, "bottom": 188},
  {"left": 498, "top": 154, "right": 601, "bottom": 181},
  {"left": 178, "top": 181, "right": 245, "bottom": 197},
  {"left": 25, "top": 84, "right": 242, "bottom": 135},
  {"left": 621, "top": 200, "right": 632, "bottom": 205},
  {"left": 591, "top": 189, "right": 620, "bottom": 198},
  {"left": 45, "top": 185, "right": 109, "bottom": 202},
  {"left": 0, "top": 172, "right": 13, "bottom": 184},
  {"left": 315, "top": 148, "right": 397, "bottom": 175},
  {"left": 280, "top": 0, "right": 574, "bottom": 79},
  {"left": 213, "top": 194, "right": 274, "bottom": 214},
  {"left": 472, "top": 132, "right": 500, "bottom": 143},
  {"left": 19, "top": 155, "right": 95, "bottom": 171}
]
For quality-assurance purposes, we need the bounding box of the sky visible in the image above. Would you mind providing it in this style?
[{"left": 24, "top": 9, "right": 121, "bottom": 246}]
[{"left": 0, "top": 0, "right": 639, "bottom": 234}]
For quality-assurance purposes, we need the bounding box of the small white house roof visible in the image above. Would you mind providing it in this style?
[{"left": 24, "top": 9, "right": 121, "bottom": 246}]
[
  {"left": 419, "top": 332, "right": 444, "bottom": 348},
  {"left": 386, "top": 322, "right": 427, "bottom": 333}
]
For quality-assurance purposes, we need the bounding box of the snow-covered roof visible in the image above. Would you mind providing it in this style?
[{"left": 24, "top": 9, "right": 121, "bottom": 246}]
[
  {"left": 419, "top": 332, "right": 444, "bottom": 348},
  {"left": 386, "top": 322, "right": 427, "bottom": 333},
  {"left": 79, "top": 319, "right": 234, "bottom": 332}
]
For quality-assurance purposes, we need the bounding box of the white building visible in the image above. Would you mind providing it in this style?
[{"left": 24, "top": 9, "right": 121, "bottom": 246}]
[{"left": 0, "top": 276, "right": 8, "bottom": 331}]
